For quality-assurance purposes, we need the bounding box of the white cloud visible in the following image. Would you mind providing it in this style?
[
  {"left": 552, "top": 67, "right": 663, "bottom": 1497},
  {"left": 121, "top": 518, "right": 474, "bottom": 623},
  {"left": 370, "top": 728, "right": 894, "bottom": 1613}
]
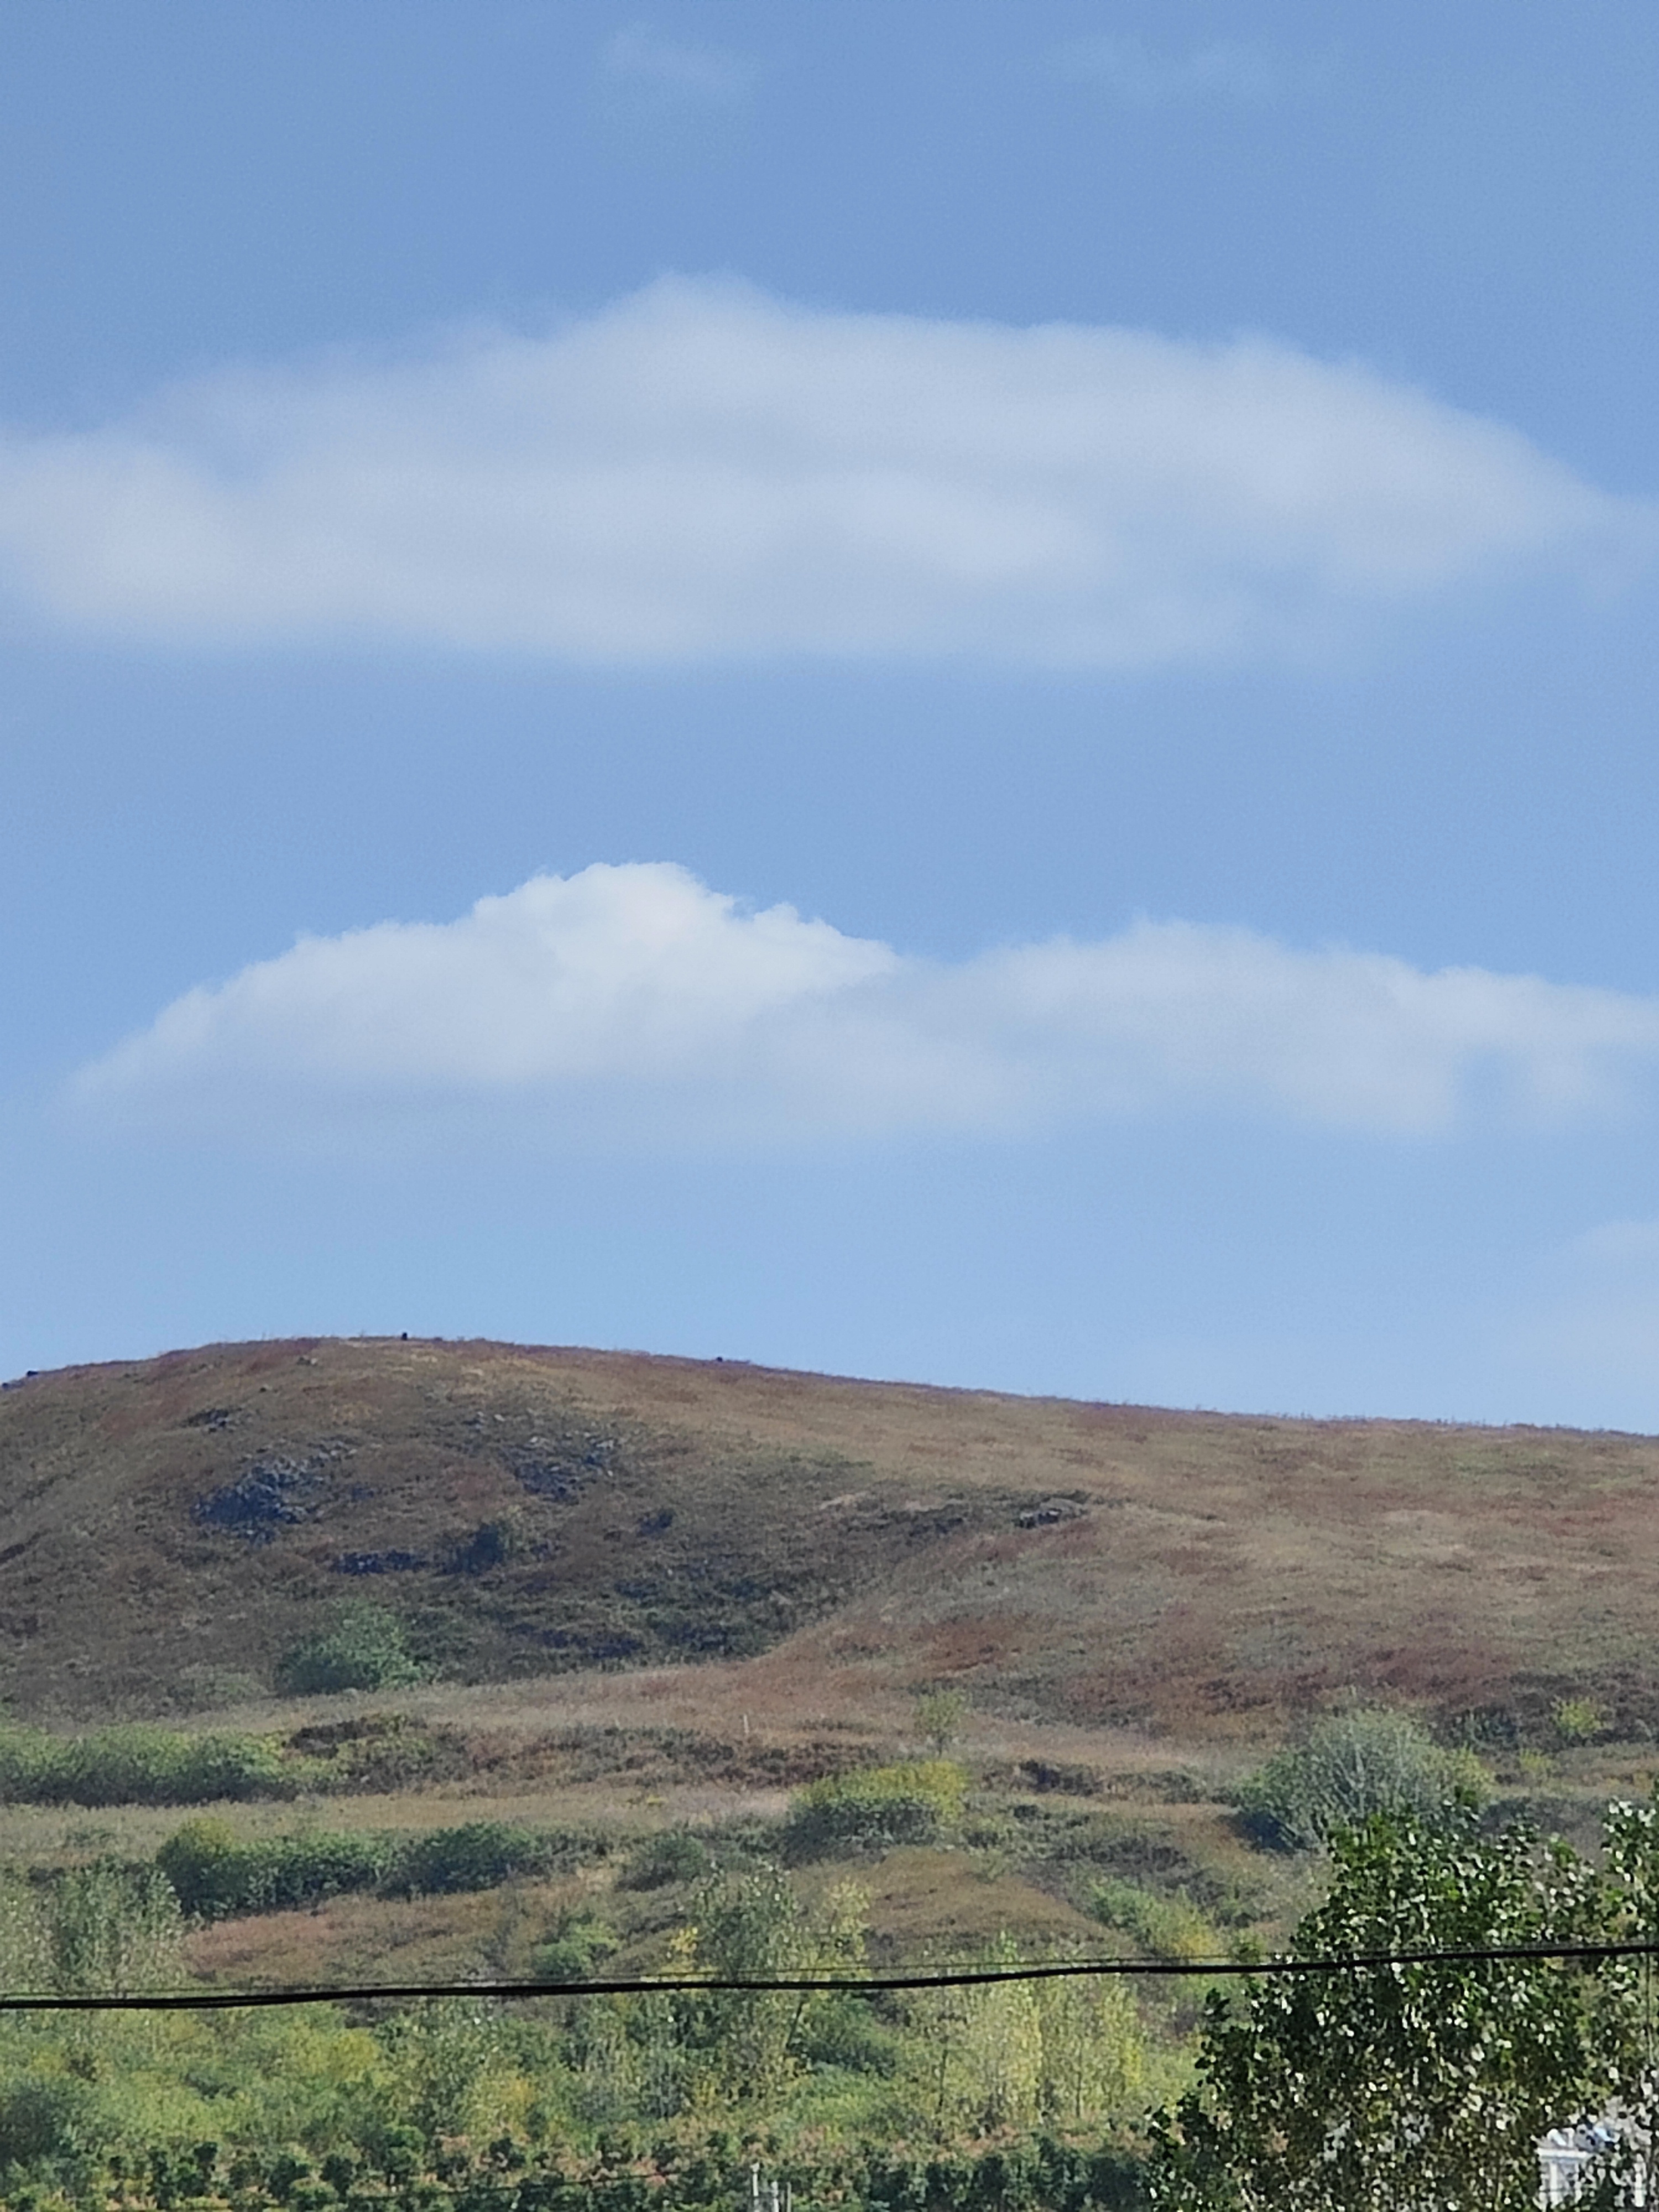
[
  {"left": 1055, "top": 36, "right": 1285, "bottom": 105},
  {"left": 601, "top": 24, "right": 757, "bottom": 106},
  {"left": 0, "top": 280, "right": 1643, "bottom": 667},
  {"left": 74, "top": 862, "right": 1659, "bottom": 1149}
]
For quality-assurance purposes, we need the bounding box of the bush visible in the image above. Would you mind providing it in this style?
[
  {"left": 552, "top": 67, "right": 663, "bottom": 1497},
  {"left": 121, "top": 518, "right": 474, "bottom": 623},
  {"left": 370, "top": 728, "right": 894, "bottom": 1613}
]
[
  {"left": 618, "top": 1828, "right": 710, "bottom": 1890},
  {"left": 1235, "top": 1708, "right": 1489, "bottom": 1853},
  {"left": 156, "top": 1818, "right": 395, "bottom": 1919},
  {"left": 386, "top": 1821, "right": 557, "bottom": 1896},
  {"left": 531, "top": 1912, "right": 617, "bottom": 1984},
  {"left": 1089, "top": 1876, "right": 1218, "bottom": 1963},
  {"left": 914, "top": 1688, "right": 968, "bottom": 1755},
  {"left": 1551, "top": 1696, "right": 1609, "bottom": 1746},
  {"left": 783, "top": 1760, "right": 966, "bottom": 1857},
  {"left": 274, "top": 1603, "right": 423, "bottom": 1695},
  {"left": 0, "top": 1723, "right": 304, "bottom": 1808}
]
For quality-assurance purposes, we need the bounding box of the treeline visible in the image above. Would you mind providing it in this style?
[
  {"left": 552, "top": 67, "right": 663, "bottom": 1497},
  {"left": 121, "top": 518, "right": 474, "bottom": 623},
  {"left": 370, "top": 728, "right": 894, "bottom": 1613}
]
[{"left": 0, "top": 1860, "right": 1155, "bottom": 2209}]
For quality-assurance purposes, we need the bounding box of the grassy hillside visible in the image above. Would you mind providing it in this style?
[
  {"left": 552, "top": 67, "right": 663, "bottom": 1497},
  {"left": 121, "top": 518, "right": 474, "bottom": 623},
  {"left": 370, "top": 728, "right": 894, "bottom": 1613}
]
[
  {"left": 4, "top": 1334, "right": 1658, "bottom": 2201},
  {"left": 2, "top": 1334, "right": 1655, "bottom": 1738}
]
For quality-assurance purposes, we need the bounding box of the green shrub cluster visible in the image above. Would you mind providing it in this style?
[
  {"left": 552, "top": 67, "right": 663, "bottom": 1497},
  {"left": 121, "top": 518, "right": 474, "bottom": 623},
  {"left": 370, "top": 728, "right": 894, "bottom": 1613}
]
[
  {"left": 782, "top": 1760, "right": 967, "bottom": 1856},
  {"left": 273, "top": 1603, "right": 423, "bottom": 1695},
  {"left": 618, "top": 1828, "right": 711, "bottom": 1890},
  {"left": 1234, "top": 1707, "right": 1489, "bottom": 1853},
  {"left": 155, "top": 1817, "right": 588, "bottom": 1920},
  {"left": 0, "top": 1724, "right": 305, "bottom": 1808},
  {"left": 0, "top": 1715, "right": 460, "bottom": 1809},
  {"left": 1088, "top": 1877, "right": 1219, "bottom": 1964}
]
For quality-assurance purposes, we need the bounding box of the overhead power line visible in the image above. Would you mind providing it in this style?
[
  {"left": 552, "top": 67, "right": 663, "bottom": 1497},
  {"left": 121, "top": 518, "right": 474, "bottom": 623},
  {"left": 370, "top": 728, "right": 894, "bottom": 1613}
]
[{"left": 7, "top": 1937, "right": 1659, "bottom": 2012}]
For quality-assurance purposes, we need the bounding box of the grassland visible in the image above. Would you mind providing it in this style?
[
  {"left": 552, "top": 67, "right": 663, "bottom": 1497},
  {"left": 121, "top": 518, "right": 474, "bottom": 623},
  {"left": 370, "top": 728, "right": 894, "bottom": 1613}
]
[
  {"left": 6, "top": 1333, "right": 1659, "bottom": 1739},
  {"left": 3, "top": 1333, "right": 1657, "bottom": 1990}
]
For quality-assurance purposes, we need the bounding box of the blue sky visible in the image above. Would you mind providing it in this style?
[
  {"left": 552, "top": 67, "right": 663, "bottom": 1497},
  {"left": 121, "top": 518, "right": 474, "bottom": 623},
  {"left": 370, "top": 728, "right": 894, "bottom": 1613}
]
[{"left": 5, "top": 1, "right": 1659, "bottom": 1425}]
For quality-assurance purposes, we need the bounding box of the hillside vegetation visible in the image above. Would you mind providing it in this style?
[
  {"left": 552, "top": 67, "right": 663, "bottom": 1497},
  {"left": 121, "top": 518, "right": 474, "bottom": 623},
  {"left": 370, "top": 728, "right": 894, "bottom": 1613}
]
[
  {"left": 1, "top": 1334, "right": 1655, "bottom": 1737},
  {"left": 3, "top": 1338, "right": 1658, "bottom": 2202}
]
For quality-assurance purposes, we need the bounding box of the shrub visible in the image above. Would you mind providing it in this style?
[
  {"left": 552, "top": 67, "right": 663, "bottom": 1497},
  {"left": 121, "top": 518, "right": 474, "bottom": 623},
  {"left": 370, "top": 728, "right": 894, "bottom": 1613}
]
[
  {"left": 0, "top": 1723, "right": 304, "bottom": 1808},
  {"left": 1552, "top": 1696, "right": 1609, "bottom": 1746},
  {"left": 1235, "top": 1708, "right": 1489, "bottom": 1852},
  {"left": 156, "top": 1819, "right": 395, "bottom": 1918},
  {"left": 914, "top": 1688, "right": 968, "bottom": 1755},
  {"left": 619, "top": 1828, "right": 710, "bottom": 1890},
  {"left": 275, "top": 1603, "right": 424, "bottom": 1695},
  {"left": 388, "top": 1821, "right": 556, "bottom": 1895},
  {"left": 531, "top": 1912, "right": 618, "bottom": 1983},
  {"left": 1089, "top": 1876, "right": 1218, "bottom": 1963},
  {"left": 783, "top": 1760, "right": 967, "bottom": 1857},
  {"left": 45, "top": 1859, "right": 185, "bottom": 1992},
  {"left": 159, "top": 1817, "right": 577, "bottom": 1920}
]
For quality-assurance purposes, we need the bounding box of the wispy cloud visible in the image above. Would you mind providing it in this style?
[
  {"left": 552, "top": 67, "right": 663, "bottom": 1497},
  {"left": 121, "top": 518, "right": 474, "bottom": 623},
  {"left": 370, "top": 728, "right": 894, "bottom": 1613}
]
[
  {"left": 74, "top": 863, "right": 1659, "bottom": 1150},
  {"left": 0, "top": 280, "right": 1642, "bottom": 669},
  {"left": 1054, "top": 35, "right": 1288, "bottom": 106},
  {"left": 600, "top": 23, "right": 758, "bottom": 107}
]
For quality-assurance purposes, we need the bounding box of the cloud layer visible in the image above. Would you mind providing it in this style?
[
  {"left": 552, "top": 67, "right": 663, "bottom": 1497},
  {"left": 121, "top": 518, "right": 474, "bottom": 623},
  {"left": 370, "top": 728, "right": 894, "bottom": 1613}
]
[
  {"left": 76, "top": 863, "right": 1659, "bottom": 1147},
  {"left": 0, "top": 281, "right": 1643, "bottom": 666}
]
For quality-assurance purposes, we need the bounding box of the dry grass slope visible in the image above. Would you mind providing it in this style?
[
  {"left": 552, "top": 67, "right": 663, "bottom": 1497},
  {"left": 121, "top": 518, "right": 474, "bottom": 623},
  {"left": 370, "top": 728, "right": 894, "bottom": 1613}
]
[{"left": 3, "top": 1334, "right": 1657, "bottom": 1742}]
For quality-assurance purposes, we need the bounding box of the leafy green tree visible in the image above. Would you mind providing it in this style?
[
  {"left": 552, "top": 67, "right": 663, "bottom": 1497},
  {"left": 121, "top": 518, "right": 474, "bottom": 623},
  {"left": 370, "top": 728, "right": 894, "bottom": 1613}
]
[
  {"left": 1149, "top": 1814, "right": 1608, "bottom": 2211},
  {"left": 47, "top": 1860, "right": 184, "bottom": 1996},
  {"left": 1235, "top": 1707, "right": 1488, "bottom": 1852},
  {"left": 1574, "top": 1786, "right": 1659, "bottom": 2206},
  {"left": 275, "top": 1601, "right": 422, "bottom": 1695},
  {"left": 676, "top": 1868, "right": 864, "bottom": 2107},
  {"left": 905, "top": 1940, "right": 1145, "bottom": 2141}
]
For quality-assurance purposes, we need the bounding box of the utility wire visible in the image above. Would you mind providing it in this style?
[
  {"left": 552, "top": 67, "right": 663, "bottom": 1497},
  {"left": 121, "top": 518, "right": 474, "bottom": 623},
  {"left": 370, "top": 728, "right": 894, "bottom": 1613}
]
[{"left": 7, "top": 1937, "right": 1659, "bottom": 2012}]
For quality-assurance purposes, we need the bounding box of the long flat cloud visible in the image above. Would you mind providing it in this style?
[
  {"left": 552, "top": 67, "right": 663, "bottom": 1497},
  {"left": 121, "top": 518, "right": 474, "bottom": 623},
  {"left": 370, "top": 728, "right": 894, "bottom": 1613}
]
[
  {"left": 0, "top": 280, "right": 1644, "bottom": 666},
  {"left": 75, "top": 863, "right": 1659, "bottom": 1146}
]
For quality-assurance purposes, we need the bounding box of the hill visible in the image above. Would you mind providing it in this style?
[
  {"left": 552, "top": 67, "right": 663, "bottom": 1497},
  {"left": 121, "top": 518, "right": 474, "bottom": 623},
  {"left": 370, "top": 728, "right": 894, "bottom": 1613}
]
[{"left": 2, "top": 1334, "right": 1655, "bottom": 1740}]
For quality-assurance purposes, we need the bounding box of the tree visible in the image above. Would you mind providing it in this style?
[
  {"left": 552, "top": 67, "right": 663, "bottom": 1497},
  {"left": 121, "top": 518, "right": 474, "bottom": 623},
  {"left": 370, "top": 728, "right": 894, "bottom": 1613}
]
[
  {"left": 1234, "top": 1706, "right": 1488, "bottom": 1852},
  {"left": 274, "top": 1602, "right": 422, "bottom": 1695},
  {"left": 1148, "top": 1814, "right": 1609, "bottom": 2211}
]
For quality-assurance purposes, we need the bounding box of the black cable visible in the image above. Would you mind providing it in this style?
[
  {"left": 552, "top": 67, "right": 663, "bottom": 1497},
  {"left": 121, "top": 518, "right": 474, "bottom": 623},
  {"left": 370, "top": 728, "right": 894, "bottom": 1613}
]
[{"left": 5, "top": 1936, "right": 1658, "bottom": 2011}]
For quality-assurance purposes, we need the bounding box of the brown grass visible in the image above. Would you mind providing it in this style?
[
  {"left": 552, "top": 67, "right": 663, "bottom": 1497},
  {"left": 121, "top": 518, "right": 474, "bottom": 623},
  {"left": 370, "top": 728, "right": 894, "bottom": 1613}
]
[{"left": 4, "top": 1334, "right": 1659, "bottom": 1743}]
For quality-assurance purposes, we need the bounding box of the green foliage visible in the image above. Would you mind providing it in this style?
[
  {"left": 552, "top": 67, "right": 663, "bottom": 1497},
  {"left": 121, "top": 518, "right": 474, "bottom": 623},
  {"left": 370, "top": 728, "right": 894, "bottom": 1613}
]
[
  {"left": 0, "top": 1714, "right": 457, "bottom": 1809},
  {"left": 1234, "top": 1707, "right": 1488, "bottom": 1852},
  {"left": 530, "top": 1912, "right": 618, "bottom": 1984},
  {"left": 671, "top": 1866, "right": 872, "bottom": 2109},
  {"left": 902, "top": 1937, "right": 1146, "bottom": 2140},
  {"left": 156, "top": 1817, "right": 573, "bottom": 1919},
  {"left": 1148, "top": 1812, "right": 1608, "bottom": 2211},
  {"left": 783, "top": 1759, "right": 966, "bottom": 1857},
  {"left": 389, "top": 1820, "right": 560, "bottom": 1896},
  {"left": 0, "top": 1721, "right": 300, "bottom": 1807},
  {"left": 1552, "top": 1695, "right": 1610, "bottom": 1745},
  {"left": 274, "top": 1603, "right": 424, "bottom": 1695},
  {"left": 914, "top": 1688, "right": 968, "bottom": 1755},
  {"left": 44, "top": 1861, "right": 185, "bottom": 1996},
  {"left": 1089, "top": 1877, "right": 1219, "bottom": 1963},
  {"left": 618, "top": 1828, "right": 711, "bottom": 1891},
  {"left": 156, "top": 1819, "right": 396, "bottom": 1919}
]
